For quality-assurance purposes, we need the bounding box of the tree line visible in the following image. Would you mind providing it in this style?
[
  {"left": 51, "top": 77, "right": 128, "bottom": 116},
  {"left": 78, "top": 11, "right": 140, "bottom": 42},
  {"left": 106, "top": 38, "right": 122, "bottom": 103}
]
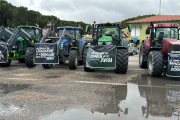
[{"left": 0, "top": 0, "right": 90, "bottom": 31}]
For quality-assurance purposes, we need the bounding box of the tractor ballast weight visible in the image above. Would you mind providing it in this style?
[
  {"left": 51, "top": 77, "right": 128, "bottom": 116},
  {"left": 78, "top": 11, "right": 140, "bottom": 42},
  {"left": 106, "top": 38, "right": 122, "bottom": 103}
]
[
  {"left": 84, "top": 21, "right": 131, "bottom": 73},
  {"left": 139, "top": 22, "right": 180, "bottom": 77},
  {"left": 34, "top": 26, "right": 87, "bottom": 69},
  {"left": 0, "top": 26, "right": 42, "bottom": 67}
]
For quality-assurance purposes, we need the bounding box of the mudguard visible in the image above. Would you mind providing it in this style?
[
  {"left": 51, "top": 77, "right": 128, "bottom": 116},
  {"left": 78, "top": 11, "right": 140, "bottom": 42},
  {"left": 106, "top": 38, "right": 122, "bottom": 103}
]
[{"left": 167, "top": 54, "right": 180, "bottom": 77}]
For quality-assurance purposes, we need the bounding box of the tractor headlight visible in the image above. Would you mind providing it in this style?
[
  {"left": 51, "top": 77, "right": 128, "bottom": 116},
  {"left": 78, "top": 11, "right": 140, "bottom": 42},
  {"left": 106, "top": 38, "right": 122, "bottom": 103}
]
[{"left": 171, "top": 51, "right": 180, "bottom": 53}]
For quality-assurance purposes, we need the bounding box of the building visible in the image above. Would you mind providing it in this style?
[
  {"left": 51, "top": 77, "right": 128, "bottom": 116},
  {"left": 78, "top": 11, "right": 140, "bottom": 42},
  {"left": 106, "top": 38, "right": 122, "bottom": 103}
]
[{"left": 123, "top": 15, "right": 180, "bottom": 48}]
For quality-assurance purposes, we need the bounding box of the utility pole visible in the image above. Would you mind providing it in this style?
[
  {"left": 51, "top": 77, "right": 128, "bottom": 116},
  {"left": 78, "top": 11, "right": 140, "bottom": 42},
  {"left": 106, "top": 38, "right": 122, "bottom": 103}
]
[{"left": 159, "top": 0, "right": 161, "bottom": 15}]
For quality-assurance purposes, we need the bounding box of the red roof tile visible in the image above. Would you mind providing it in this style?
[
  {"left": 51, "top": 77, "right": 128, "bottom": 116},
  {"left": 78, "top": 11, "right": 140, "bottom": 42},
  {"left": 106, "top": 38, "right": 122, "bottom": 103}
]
[{"left": 127, "top": 15, "right": 180, "bottom": 23}]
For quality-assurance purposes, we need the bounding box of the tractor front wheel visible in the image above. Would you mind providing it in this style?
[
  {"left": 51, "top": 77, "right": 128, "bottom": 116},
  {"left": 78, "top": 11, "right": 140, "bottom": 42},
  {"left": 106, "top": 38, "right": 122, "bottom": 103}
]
[
  {"left": 25, "top": 47, "right": 36, "bottom": 67},
  {"left": 69, "top": 50, "right": 78, "bottom": 69},
  {"left": 42, "top": 64, "right": 53, "bottom": 69},
  {"left": 148, "top": 51, "right": 164, "bottom": 77},
  {"left": 0, "top": 59, "right": 11, "bottom": 67},
  {"left": 115, "top": 49, "right": 128, "bottom": 74},
  {"left": 83, "top": 47, "right": 94, "bottom": 72},
  {"left": 139, "top": 43, "right": 147, "bottom": 68}
]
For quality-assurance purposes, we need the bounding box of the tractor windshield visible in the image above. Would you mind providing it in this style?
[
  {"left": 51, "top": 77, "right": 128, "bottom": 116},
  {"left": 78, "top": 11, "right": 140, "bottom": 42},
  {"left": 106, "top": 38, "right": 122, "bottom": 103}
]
[
  {"left": 21, "top": 27, "right": 36, "bottom": 38},
  {"left": 58, "top": 29, "right": 75, "bottom": 39},
  {"left": 97, "top": 26, "right": 119, "bottom": 40},
  {"left": 155, "top": 28, "right": 178, "bottom": 39}
]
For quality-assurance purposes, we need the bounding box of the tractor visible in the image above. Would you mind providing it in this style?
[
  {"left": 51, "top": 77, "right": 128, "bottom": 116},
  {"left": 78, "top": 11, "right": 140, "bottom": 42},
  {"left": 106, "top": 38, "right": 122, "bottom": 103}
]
[
  {"left": 34, "top": 26, "right": 87, "bottom": 69},
  {"left": 0, "top": 25, "right": 42, "bottom": 67},
  {"left": 139, "top": 23, "right": 180, "bottom": 77},
  {"left": 84, "top": 21, "right": 131, "bottom": 73}
]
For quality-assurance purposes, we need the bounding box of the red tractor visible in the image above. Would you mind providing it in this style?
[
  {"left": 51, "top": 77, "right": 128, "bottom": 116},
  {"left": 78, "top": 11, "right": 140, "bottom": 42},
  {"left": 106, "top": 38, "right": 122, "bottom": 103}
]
[{"left": 139, "top": 23, "right": 180, "bottom": 77}]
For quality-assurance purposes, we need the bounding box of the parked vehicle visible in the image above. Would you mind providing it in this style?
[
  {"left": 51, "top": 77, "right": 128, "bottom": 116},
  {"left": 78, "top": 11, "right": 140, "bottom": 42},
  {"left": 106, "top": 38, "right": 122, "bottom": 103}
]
[{"left": 128, "top": 43, "right": 138, "bottom": 55}]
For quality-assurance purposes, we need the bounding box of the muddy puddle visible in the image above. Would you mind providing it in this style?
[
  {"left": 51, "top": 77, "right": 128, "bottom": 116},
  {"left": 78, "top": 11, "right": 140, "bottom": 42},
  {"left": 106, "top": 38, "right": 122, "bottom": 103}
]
[
  {"left": 40, "top": 75, "right": 180, "bottom": 120},
  {"left": 0, "top": 83, "right": 30, "bottom": 97}
]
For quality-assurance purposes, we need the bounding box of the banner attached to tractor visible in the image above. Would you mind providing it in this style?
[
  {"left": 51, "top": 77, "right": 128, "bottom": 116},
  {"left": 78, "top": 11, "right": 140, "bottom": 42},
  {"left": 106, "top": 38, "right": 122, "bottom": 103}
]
[
  {"left": 0, "top": 45, "right": 8, "bottom": 63},
  {"left": 34, "top": 43, "right": 59, "bottom": 64},
  {"left": 86, "top": 45, "right": 116, "bottom": 68},
  {"left": 167, "top": 54, "right": 180, "bottom": 77}
]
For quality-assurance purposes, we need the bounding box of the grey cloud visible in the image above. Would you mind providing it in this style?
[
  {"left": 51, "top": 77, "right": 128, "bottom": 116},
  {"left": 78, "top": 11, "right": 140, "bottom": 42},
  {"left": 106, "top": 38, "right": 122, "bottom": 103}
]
[{"left": 6, "top": 0, "right": 180, "bottom": 24}]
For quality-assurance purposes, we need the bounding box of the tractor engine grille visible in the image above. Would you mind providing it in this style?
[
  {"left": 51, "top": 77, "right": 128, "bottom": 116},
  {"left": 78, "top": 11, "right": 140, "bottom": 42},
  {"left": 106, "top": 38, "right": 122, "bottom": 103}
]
[{"left": 168, "top": 45, "right": 180, "bottom": 53}]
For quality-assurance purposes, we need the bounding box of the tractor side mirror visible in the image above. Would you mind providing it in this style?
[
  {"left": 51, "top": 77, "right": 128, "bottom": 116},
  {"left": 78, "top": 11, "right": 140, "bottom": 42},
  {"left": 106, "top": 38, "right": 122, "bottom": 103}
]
[
  {"left": 146, "top": 29, "right": 150, "bottom": 35},
  {"left": 128, "top": 24, "right": 132, "bottom": 32}
]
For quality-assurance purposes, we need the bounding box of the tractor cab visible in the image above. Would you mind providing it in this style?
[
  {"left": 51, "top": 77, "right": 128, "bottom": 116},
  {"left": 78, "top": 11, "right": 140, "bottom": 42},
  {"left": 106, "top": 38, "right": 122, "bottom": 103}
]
[
  {"left": 146, "top": 23, "right": 179, "bottom": 48},
  {"left": 19, "top": 26, "right": 43, "bottom": 43},
  {"left": 91, "top": 21, "right": 131, "bottom": 46},
  {"left": 56, "top": 27, "right": 84, "bottom": 50}
]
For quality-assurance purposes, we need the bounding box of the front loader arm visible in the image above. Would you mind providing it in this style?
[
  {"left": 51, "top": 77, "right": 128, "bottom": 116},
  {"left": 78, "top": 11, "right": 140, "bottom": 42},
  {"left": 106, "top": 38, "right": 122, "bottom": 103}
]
[
  {"left": 0, "top": 27, "right": 13, "bottom": 39},
  {"left": 7, "top": 27, "right": 34, "bottom": 50}
]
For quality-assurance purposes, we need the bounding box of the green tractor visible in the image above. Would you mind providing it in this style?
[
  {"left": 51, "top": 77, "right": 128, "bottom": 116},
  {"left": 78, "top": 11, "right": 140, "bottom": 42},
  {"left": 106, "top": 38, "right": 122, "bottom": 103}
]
[
  {"left": 0, "top": 25, "right": 42, "bottom": 67},
  {"left": 84, "top": 21, "right": 131, "bottom": 73}
]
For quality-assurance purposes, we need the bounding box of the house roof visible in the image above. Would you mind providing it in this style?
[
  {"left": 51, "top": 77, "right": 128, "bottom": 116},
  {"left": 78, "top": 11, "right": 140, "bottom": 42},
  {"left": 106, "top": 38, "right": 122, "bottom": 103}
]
[{"left": 127, "top": 15, "right": 180, "bottom": 23}]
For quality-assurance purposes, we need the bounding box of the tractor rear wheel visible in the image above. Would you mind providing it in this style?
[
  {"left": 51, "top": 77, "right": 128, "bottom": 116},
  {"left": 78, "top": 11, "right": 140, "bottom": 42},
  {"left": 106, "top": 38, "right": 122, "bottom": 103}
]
[
  {"left": 115, "top": 49, "right": 128, "bottom": 74},
  {"left": 0, "top": 59, "right": 11, "bottom": 67},
  {"left": 148, "top": 51, "right": 164, "bottom": 77},
  {"left": 69, "top": 50, "right": 78, "bottom": 69},
  {"left": 139, "top": 43, "right": 147, "bottom": 68},
  {"left": 42, "top": 64, "right": 53, "bottom": 69},
  {"left": 25, "top": 47, "right": 36, "bottom": 67},
  {"left": 83, "top": 47, "right": 94, "bottom": 72}
]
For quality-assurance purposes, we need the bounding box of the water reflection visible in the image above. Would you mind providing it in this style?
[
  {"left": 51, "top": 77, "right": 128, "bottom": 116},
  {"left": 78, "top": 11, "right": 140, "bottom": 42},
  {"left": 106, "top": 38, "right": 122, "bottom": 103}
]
[
  {"left": 92, "top": 85, "right": 128, "bottom": 117},
  {"left": 138, "top": 75, "right": 180, "bottom": 119}
]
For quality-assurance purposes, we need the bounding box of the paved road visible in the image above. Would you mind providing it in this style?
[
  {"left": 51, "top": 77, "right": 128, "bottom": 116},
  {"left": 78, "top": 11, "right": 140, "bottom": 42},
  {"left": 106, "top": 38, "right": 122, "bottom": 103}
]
[{"left": 0, "top": 55, "right": 180, "bottom": 120}]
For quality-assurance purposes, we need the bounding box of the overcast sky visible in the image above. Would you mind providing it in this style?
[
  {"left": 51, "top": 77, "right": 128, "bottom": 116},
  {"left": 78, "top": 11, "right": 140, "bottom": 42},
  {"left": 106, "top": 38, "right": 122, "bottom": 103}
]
[{"left": 5, "top": 0, "right": 180, "bottom": 24}]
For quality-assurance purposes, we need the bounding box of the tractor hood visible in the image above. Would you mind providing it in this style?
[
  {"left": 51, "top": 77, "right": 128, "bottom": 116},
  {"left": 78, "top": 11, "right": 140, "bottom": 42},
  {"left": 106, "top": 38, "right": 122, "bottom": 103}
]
[
  {"left": 163, "top": 38, "right": 180, "bottom": 45},
  {"left": 98, "top": 36, "right": 112, "bottom": 42}
]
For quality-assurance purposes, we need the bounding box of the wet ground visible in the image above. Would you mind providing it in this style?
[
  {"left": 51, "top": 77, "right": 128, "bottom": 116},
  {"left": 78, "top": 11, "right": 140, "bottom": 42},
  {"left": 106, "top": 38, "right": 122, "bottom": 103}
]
[{"left": 0, "top": 55, "right": 180, "bottom": 120}]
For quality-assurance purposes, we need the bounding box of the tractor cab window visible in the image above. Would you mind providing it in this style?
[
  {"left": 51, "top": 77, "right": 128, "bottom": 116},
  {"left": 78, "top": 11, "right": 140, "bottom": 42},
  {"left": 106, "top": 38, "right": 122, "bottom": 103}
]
[
  {"left": 35, "top": 28, "right": 40, "bottom": 40},
  {"left": 97, "top": 26, "right": 119, "bottom": 40},
  {"left": 75, "top": 30, "right": 81, "bottom": 41},
  {"left": 58, "top": 29, "right": 75, "bottom": 39},
  {"left": 21, "top": 27, "right": 36, "bottom": 38},
  {"left": 155, "top": 28, "right": 178, "bottom": 40}
]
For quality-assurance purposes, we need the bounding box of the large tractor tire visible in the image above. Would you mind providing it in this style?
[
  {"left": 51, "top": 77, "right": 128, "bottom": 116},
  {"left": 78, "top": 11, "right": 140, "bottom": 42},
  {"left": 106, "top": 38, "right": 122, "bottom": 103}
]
[
  {"left": 78, "top": 43, "right": 86, "bottom": 65},
  {"left": 69, "top": 50, "right": 78, "bottom": 69},
  {"left": 83, "top": 47, "right": 94, "bottom": 72},
  {"left": 115, "top": 49, "right": 129, "bottom": 74},
  {"left": 148, "top": 51, "right": 164, "bottom": 77},
  {"left": 139, "top": 43, "right": 147, "bottom": 68},
  {"left": 0, "top": 59, "right": 11, "bottom": 67},
  {"left": 25, "top": 47, "right": 36, "bottom": 67},
  {"left": 42, "top": 64, "right": 53, "bottom": 69}
]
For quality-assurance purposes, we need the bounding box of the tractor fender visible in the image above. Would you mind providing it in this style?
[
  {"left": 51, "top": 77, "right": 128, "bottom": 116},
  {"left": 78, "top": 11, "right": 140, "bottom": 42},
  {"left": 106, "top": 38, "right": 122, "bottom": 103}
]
[
  {"left": 70, "top": 47, "right": 78, "bottom": 50},
  {"left": 148, "top": 47, "right": 162, "bottom": 54}
]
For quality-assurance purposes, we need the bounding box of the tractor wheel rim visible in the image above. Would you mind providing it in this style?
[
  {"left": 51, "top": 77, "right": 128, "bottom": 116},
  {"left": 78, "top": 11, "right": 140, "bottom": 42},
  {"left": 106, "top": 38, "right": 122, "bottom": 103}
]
[{"left": 148, "top": 54, "right": 153, "bottom": 72}]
